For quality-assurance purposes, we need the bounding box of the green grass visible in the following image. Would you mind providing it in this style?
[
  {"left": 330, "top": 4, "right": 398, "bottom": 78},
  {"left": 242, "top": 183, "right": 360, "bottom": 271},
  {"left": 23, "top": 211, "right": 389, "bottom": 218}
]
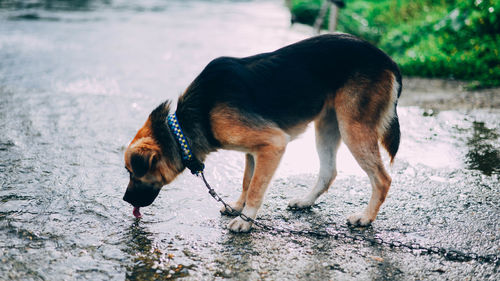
[{"left": 290, "top": 0, "right": 500, "bottom": 88}]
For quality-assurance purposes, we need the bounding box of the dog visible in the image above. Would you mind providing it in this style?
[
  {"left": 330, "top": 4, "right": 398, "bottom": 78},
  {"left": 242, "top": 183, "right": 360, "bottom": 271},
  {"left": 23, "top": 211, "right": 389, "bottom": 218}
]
[{"left": 123, "top": 34, "right": 401, "bottom": 232}]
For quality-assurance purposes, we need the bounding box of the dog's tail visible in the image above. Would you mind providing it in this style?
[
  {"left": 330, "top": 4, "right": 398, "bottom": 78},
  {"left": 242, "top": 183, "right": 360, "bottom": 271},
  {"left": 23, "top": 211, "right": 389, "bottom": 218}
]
[
  {"left": 381, "top": 110, "right": 400, "bottom": 164},
  {"left": 380, "top": 73, "right": 402, "bottom": 164}
]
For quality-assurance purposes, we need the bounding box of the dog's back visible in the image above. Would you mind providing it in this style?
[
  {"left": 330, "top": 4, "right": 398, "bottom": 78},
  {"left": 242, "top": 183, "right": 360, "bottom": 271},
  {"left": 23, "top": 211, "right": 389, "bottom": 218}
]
[
  {"left": 163, "top": 34, "right": 402, "bottom": 230},
  {"left": 181, "top": 34, "right": 401, "bottom": 157}
]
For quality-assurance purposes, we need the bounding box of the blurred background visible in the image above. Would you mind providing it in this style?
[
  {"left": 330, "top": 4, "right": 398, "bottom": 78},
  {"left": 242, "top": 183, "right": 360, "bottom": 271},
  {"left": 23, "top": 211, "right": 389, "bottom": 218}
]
[
  {"left": 1, "top": 0, "right": 499, "bottom": 87},
  {"left": 290, "top": 0, "right": 500, "bottom": 88}
]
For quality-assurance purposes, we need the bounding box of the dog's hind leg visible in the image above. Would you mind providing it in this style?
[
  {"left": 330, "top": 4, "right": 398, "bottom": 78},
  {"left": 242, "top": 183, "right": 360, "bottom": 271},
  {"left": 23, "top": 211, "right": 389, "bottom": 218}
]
[
  {"left": 334, "top": 71, "right": 397, "bottom": 226},
  {"left": 288, "top": 105, "right": 341, "bottom": 208},
  {"left": 340, "top": 123, "right": 391, "bottom": 226},
  {"left": 220, "top": 153, "right": 254, "bottom": 215}
]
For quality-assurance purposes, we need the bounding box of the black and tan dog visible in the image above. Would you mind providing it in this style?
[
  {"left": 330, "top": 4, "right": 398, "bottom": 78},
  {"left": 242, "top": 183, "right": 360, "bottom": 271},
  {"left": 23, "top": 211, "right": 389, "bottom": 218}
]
[{"left": 123, "top": 34, "right": 401, "bottom": 232}]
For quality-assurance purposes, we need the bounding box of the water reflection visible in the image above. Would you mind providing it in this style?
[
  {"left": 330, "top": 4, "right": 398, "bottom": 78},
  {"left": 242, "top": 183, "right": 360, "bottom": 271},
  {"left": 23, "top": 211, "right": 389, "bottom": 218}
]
[
  {"left": 123, "top": 221, "right": 191, "bottom": 280},
  {"left": 465, "top": 121, "right": 499, "bottom": 176}
]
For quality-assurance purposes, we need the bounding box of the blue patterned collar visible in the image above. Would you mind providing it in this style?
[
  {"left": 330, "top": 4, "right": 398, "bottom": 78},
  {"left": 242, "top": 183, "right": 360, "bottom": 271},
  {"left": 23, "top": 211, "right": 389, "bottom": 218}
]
[{"left": 166, "top": 113, "right": 204, "bottom": 175}]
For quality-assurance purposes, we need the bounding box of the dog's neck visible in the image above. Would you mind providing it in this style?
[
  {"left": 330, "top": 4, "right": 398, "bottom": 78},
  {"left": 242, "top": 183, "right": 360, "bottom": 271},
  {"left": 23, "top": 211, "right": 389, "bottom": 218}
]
[
  {"left": 175, "top": 90, "right": 220, "bottom": 155},
  {"left": 166, "top": 113, "right": 205, "bottom": 175}
]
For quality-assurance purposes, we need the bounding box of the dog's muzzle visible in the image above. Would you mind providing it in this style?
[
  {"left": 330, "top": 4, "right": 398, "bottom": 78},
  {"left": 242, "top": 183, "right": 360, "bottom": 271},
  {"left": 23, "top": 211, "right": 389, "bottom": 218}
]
[{"left": 123, "top": 180, "right": 161, "bottom": 207}]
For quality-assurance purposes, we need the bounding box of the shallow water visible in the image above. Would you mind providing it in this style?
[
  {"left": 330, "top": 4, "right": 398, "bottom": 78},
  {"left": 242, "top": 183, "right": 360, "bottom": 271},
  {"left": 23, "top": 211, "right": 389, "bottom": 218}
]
[{"left": 1, "top": 1, "right": 499, "bottom": 280}]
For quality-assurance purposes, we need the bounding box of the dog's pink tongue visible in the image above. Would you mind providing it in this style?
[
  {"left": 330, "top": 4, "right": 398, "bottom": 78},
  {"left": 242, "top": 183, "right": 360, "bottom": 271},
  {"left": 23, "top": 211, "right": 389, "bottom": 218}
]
[{"left": 133, "top": 207, "right": 142, "bottom": 218}]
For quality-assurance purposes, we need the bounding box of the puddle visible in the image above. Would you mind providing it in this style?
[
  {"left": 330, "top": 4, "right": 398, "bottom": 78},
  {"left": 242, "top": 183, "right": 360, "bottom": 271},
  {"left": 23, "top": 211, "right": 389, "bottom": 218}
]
[{"left": 465, "top": 121, "right": 500, "bottom": 176}]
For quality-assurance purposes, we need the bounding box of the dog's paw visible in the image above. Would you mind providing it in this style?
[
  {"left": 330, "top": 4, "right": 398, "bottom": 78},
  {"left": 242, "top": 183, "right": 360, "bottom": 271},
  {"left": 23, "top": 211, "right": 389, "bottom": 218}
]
[
  {"left": 220, "top": 201, "right": 244, "bottom": 216},
  {"left": 347, "top": 212, "right": 373, "bottom": 226},
  {"left": 227, "top": 217, "right": 253, "bottom": 232},
  {"left": 288, "top": 197, "right": 314, "bottom": 209}
]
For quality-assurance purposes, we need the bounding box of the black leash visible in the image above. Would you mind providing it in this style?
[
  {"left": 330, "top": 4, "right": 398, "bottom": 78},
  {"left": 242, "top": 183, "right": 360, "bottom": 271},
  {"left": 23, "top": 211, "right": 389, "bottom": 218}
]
[{"left": 198, "top": 171, "right": 500, "bottom": 265}]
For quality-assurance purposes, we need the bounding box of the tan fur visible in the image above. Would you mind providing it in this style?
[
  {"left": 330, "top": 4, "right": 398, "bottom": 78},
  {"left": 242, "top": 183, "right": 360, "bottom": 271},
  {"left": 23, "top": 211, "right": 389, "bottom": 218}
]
[
  {"left": 131, "top": 119, "right": 153, "bottom": 143},
  {"left": 212, "top": 74, "right": 397, "bottom": 228},
  {"left": 210, "top": 105, "right": 288, "bottom": 151},
  {"left": 123, "top": 35, "right": 402, "bottom": 230},
  {"left": 333, "top": 73, "right": 395, "bottom": 224},
  {"left": 125, "top": 72, "right": 399, "bottom": 230},
  {"left": 211, "top": 105, "right": 288, "bottom": 231},
  {"left": 125, "top": 119, "right": 179, "bottom": 186}
]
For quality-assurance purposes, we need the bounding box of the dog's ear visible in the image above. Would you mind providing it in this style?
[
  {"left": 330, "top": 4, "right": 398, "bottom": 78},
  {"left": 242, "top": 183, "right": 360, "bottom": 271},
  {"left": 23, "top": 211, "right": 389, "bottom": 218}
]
[{"left": 130, "top": 151, "right": 158, "bottom": 178}]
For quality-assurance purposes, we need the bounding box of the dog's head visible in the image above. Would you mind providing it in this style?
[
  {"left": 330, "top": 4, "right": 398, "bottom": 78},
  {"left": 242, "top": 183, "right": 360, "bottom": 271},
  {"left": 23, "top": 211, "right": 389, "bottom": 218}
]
[
  {"left": 123, "top": 102, "right": 184, "bottom": 210},
  {"left": 123, "top": 137, "right": 163, "bottom": 208}
]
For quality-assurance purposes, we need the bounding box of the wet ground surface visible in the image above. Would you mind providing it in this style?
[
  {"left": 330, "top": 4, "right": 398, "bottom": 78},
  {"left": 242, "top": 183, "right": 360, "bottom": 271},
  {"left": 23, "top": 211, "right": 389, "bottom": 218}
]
[{"left": 0, "top": 1, "right": 499, "bottom": 280}]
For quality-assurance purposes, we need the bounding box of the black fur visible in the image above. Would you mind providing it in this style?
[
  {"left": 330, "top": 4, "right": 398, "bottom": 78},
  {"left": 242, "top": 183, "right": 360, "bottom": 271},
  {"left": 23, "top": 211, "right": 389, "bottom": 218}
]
[
  {"left": 149, "top": 101, "right": 210, "bottom": 173},
  {"left": 384, "top": 111, "right": 401, "bottom": 162},
  {"left": 130, "top": 153, "right": 150, "bottom": 178},
  {"left": 158, "top": 34, "right": 401, "bottom": 162}
]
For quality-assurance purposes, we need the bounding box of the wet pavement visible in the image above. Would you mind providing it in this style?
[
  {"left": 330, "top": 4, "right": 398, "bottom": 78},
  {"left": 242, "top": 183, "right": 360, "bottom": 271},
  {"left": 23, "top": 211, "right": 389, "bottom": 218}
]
[{"left": 0, "top": 0, "right": 499, "bottom": 280}]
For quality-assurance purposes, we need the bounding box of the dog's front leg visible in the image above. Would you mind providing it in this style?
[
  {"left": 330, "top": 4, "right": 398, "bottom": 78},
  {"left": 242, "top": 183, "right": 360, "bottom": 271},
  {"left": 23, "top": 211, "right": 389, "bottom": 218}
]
[
  {"left": 221, "top": 153, "right": 254, "bottom": 215},
  {"left": 228, "top": 142, "right": 286, "bottom": 232}
]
